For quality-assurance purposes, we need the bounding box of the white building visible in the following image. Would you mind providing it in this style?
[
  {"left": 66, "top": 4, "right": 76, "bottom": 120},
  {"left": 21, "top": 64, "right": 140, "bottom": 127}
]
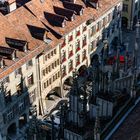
[{"left": 0, "top": 0, "right": 123, "bottom": 139}]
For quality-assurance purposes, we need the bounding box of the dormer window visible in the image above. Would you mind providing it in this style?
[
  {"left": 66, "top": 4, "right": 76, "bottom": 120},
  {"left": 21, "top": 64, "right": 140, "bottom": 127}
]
[
  {"left": 6, "top": 38, "right": 28, "bottom": 52},
  {"left": 0, "top": 47, "right": 16, "bottom": 60}
]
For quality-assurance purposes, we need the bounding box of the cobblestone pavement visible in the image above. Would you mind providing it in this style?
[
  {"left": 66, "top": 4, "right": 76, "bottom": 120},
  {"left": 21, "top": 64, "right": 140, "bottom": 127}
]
[{"left": 110, "top": 102, "right": 140, "bottom": 140}]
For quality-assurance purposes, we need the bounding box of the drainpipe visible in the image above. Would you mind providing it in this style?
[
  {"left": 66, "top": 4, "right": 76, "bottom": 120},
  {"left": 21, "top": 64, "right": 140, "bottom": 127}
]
[
  {"left": 59, "top": 43, "right": 64, "bottom": 97},
  {"left": 36, "top": 55, "right": 44, "bottom": 116}
]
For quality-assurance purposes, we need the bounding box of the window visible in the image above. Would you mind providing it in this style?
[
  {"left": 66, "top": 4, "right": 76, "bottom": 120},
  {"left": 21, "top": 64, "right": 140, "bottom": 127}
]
[
  {"left": 42, "top": 69, "right": 46, "bottom": 76},
  {"left": 26, "top": 60, "right": 33, "bottom": 69},
  {"left": 83, "top": 26, "right": 87, "bottom": 32},
  {"left": 45, "top": 55, "right": 47, "bottom": 61},
  {"left": 135, "top": 2, "right": 138, "bottom": 11},
  {"left": 55, "top": 73, "right": 58, "bottom": 79},
  {"left": 47, "top": 81, "right": 49, "bottom": 87},
  {"left": 69, "top": 60, "right": 73, "bottom": 72},
  {"left": 58, "top": 71, "right": 60, "bottom": 77},
  {"left": 123, "top": 4, "right": 128, "bottom": 12},
  {"left": 52, "top": 63, "right": 54, "bottom": 69},
  {"left": 53, "top": 75, "right": 55, "bottom": 81},
  {"left": 48, "top": 65, "right": 51, "bottom": 72},
  {"left": 46, "top": 67, "right": 48, "bottom": 74},
  {"left": 68, "top": 45, "right": 73, "bottom": 58},
  {"left": 54, "top": 49, "right": 56, "bottom": 54},
  {"left": 51, "top": 51, "right": 54, "bottom": 56},
  {"left": 16, "top": 83, "right": 22, "bottom": 96},
  {"left": 44, "top": 82, "right": 47, "bottom": 89},
  {"left": 90, "top": 40, "right": 96, "bottom": 51},
  {"left": 55, "top": 61, "right": 57, "bottom": 67},
  {"left": 76, "top": 54, "right": 80, "bottom": 66},
  {"left": 7, "top": 109, "right": 14, "bottom": 122},
  {"left": 5, "top": 90, "right": 12, "bottom": 104},
  {"left": 48, "top": 53, "right": 50, "bottom": 59},
  {"left": 76, "top": 40, "right": 80, "bottom": 52},
  {"left": 3, "top": 76, "right": 10, "bottom": 83},
  {"left": 28, "top": 74, "right": 34, "bottom": 87},
  {"left": 76, "top": 30, "right": 80, "bottom": 37},
  {"left": 57, "top": 59, "right": 59, "bottom": 65},
  {"left": 91, "top": 26, "right": 96, "bottom": 36},
  {"left": 49, "top": 78, "right": 52, "bottom": 84},
  {"left": 61, "top": 39, "right": 66, "bottom": 48},
  {"left": 15, "top": 68, "right": 22, "bottom": 77},
  {"left": 82, "top": 50, "right": 86, "bottom": 61},
  {"left": 103, "top": 17, "right": 107, "bottom": 26},
  {"left": 19, "top": 101, "right": 25, "bottom": 112},
  {"left": 96, "top": 22, "right": 100, "bottom": 31},
  {"left": 82, "top": 35, "right": 87, "bottom": 47},
  {"left": 108, "top": 13, "right": 112, "bottom": 22},
  {"left": 61, "top": 50, "right": 66, "bottom": 63},
  {"left": 62, "top": 66, "right": 66, "bottom": 77}
]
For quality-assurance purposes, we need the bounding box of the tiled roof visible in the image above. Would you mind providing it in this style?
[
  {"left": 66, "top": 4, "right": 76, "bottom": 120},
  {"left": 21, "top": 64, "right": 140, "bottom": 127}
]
[
  {"left": 0, "top": 0, "right": 121, "bottom": 79},
  {"left": 53, "top": 6, "right": 75, "bottom": 21},
  {"left": 0, "top": 7, "right": 60, "bottom": 79},
  {"left": 25, "top": 0, "right": 121, "bottom": 36}
]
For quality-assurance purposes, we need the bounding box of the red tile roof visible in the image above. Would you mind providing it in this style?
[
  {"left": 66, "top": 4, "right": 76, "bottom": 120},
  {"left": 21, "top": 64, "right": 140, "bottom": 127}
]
[{"left": 0, "top": 0, "right": 121, "bottom": 79}]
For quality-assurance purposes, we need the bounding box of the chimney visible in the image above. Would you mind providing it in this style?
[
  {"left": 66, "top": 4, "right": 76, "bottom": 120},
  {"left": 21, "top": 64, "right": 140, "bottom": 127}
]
[
  {"left": 0, "top": 57, "right": 4, "bottom": 68},
  {"left": 7, "top": 0, "right": 17, "bottom": 13}
]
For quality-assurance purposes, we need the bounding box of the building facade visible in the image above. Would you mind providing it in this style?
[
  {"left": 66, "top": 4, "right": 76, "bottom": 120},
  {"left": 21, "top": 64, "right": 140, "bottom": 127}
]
[
  {"left": 0, "top": 0, "right": 122, "bottom": 139},
  {"left": 122, "top": 0, "right": 140, "bottom": 29}
]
